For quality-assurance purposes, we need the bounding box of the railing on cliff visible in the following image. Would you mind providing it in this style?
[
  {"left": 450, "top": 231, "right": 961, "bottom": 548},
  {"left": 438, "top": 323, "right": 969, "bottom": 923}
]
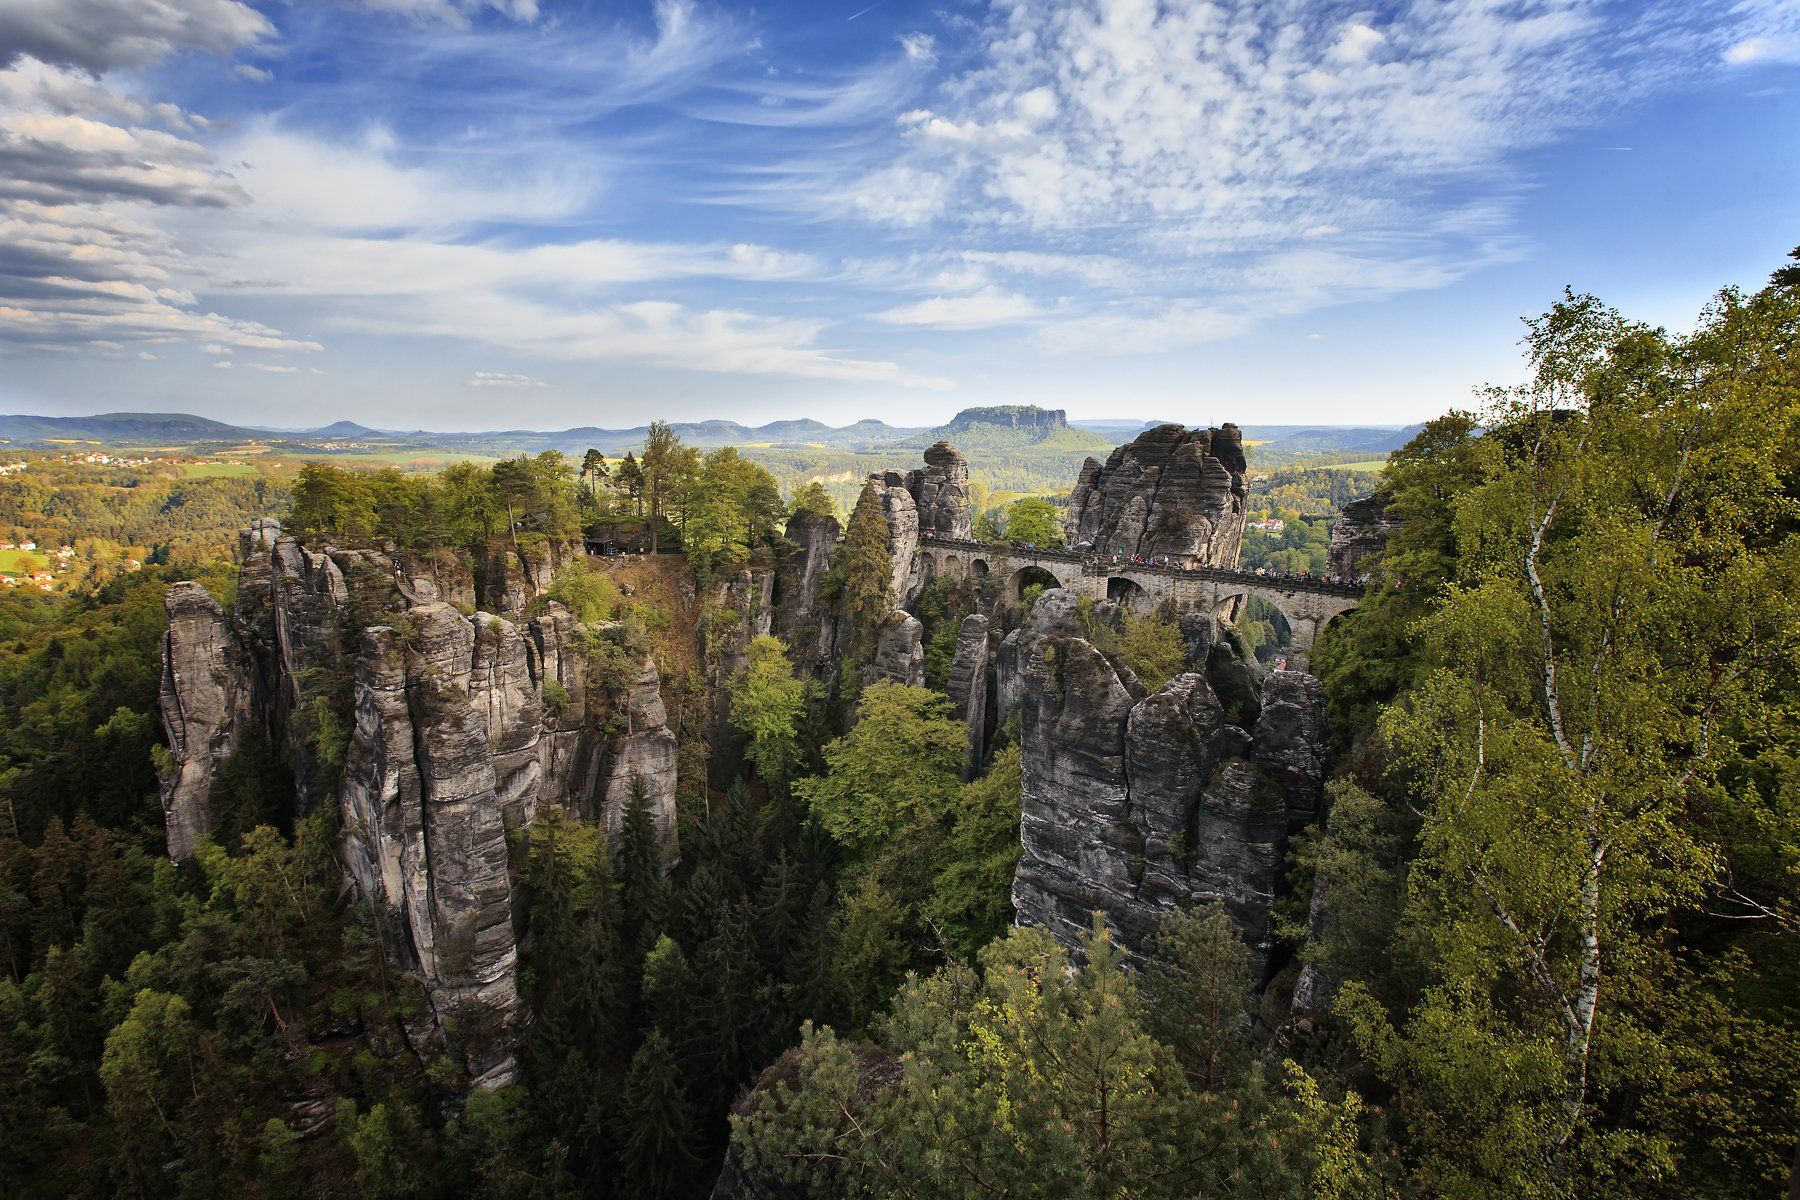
[{"left": 917, "top": 533, "right": 1365, "bottom": 600}]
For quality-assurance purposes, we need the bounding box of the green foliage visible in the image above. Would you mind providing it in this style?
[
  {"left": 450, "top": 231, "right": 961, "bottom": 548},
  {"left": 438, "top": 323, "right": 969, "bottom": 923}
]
[
  {"left": 914, "top": 571, "right": 974, "bottom": 691},
  {"left": 1077, "top": 599, "right": 1188, "bottom": 691},
  {"left": 1308, "top": 270, "right": 1800, "bottom": 1194},
  {"left": 681, "top": 446, "right": 784, "bottom": 573},
  {"left": 544, "top": 561, "right": 617, "bottom": 624},
  {"left": 733, "top": 922, "right": 1377, "bottom": 1200},
  {"left": 921, "top": 742, "right": 1022, "bottom": 958},
  {"left": 618, "top": 1030, "right": 700, "bottom": 1198},
  {"left": 285, "top": 454, "right": 583, "bottom": 550},
  {"left": 728, "top": 636, "right": 811, "bottom": 790},
  {"left": 796, "top": 682, "right": 964, "bottom": 855},
  {"left": 787, "top": 481, "right": 836, "bottom": 520},
  {"left": 837, "top": 481, "right": 894, "bottom": 658},
  {"left": 1002, "top": 494, "right": 1063, "bottom": 544},
  {"left": 1141, "top": 905, "right": 1255, "bottom": 1090}
]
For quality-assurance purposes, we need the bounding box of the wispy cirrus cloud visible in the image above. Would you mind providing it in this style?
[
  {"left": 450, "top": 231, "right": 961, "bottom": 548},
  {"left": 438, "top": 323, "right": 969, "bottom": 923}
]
[
  {"left": 467, "top": 370, "right": 549, "bottom": 387},
  {"left": 810, "top": 0, "right": 1800, "bottom": 352}
]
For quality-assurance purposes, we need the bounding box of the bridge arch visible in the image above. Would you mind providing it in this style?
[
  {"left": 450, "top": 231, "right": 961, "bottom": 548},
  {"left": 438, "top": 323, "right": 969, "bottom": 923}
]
[
  {"left": 1007, "top": 564, "right": 1061, "bottom": 607},
  {"left": 1104, "top": 574, "right": 1150, "bottom": 613}
]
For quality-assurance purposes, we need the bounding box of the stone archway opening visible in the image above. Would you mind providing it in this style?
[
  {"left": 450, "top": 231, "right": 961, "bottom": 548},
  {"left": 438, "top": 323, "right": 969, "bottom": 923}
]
[
  {"left": 1236, "top": 594, "right": 1293, "bottom": 668},
  {"left": 1105, "top": 574, "right": 1149, "bottom": 613},
  {"left": 1009, "top": 564, "right": 1060, "bottom": 608}
]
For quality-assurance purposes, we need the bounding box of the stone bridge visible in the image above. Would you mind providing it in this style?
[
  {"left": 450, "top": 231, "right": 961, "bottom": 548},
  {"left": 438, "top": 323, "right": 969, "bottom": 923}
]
[{"left": 915, "top": 535, "right": 1362, "bottom": 670}]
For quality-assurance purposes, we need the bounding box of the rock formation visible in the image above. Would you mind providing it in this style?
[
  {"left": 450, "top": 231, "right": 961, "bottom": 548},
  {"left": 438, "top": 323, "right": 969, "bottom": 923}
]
[
  {"left": 904, "top": 440, "right": 973, "bottom": 539},
  {"left": 770, "top": 509, "right": 840, "bottom": 679},
  {"left": 870, "top": 611, "right": 925, "bottom": 688},
  {"left": 945, "top": 613, "right": 991, "bottom": 777},
  {"left": 1009, "top": 590, "right": 1329, "bottom": 976},
  {"left": 1326, "top": 493, "right": 1396, "bottom": 578},
  {"left": 1063, "top": 423, "right": 1248, "bottom": 565},
  {"left": 157, "top": 521, "right": 680, "bottom": 1085},
  {"left": 159, "top": 582, "right": 251, "bottom": 861},
  {"left": 871, "top": 472, "right": 922, "bottom": 606}
]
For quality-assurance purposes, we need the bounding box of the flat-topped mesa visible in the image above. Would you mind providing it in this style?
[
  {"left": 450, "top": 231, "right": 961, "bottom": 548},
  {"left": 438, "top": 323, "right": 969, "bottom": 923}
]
[
  {"left": 156, "top": 520, "right": 680, "bottom": 1087},
  {"left": 1064, "top": 423, "right": 1249, "bottom": 566}
]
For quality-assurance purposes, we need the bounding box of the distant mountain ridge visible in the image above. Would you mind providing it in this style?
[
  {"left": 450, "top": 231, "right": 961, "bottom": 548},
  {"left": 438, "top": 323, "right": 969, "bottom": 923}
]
[
  {"left": 0, "top": 408, "right": 1422, "bottom": 464},
  {"left": 0, "top": 411, "right": 929, "bottom": 452}
]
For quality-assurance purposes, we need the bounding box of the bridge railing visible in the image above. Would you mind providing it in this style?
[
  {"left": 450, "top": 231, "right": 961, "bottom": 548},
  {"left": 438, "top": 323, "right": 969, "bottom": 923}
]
[{"left": 917, "top": 532, "right": 1363, "bottom": 600}]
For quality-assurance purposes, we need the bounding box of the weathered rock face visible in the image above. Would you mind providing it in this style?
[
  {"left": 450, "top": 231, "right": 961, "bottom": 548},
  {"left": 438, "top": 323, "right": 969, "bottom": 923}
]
[
  {"left": 870, "top": 611, "right": 925, "bottom": 688},
  {"left": 771, "top": 510, "right": 841, "bottom": 680},
  {"left": 158, "top": 521, "right": 681, "bottom": 1085},
  {"left": 158, "top": 582, "right": 251, "bottom": 861},
  {"left": 1326, "top": 493, "right": 1396, "bottom": 579},
  {"left": 704, "top": 568, "right": 777, "bottom": 787},
  {"left": 905, "top": 440, "right": 973, "bottom": 539},
  {"left": 1063, "top": 423, "right": 1248, "bottom": 566},
  {"left": 945, "top": 613, "right": 991, "bottom": 777},
  {"left": 1010, "top": 590, "right": 1329, "bottom": 976},
  {"left": 872, "top": 472, "right": 922, "bottom": 607}
]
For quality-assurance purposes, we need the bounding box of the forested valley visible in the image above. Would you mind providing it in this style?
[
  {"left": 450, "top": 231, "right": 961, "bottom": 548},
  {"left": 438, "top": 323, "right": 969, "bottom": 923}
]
[{"left": 0, "top": 259, "right": 1795, "bottom": 1200}]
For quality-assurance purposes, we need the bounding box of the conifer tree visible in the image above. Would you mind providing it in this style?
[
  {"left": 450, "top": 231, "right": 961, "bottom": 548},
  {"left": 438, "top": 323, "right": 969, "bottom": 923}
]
[
  {"left": 617, "top": 774, "right": 669, "bottom": 957},
  {"left": 839, "top": 480, "right": 894, "bottom": 657},
  {"left": 618, "top": 1030, "right": 700, "bottom": 1199}
]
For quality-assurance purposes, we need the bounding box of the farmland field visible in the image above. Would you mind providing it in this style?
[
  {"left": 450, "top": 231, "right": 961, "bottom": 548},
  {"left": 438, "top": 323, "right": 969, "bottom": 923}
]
[
  {"left": 0, "top": 548, "right": 50, "bottom": 576},
  {"left": 176, "top": 461, "right": 261, "bottom": 478}
]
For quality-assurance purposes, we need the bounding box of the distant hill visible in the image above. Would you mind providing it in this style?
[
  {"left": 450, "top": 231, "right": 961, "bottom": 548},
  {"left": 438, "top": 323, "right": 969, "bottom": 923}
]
[
  {"left": 0, "top": 411, "right": 251, "bottom": 444},
  {"left": 1237, "top": 425, "right": 1418, "bottom": 454},
  {"left": 307, "top": 421, "right": 390, "bottom": 440},
  {"left": 0, "top": 411, "right": 926, "bottom": 454},
  {"left": 901, "top": 405, "right": 1113, "bottom": 454}
]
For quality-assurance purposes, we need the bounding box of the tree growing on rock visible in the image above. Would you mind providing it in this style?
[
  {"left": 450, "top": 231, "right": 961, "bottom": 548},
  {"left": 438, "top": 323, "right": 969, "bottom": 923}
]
[{"left": 839, "top": 480, "right": 894, "bottom": 658}]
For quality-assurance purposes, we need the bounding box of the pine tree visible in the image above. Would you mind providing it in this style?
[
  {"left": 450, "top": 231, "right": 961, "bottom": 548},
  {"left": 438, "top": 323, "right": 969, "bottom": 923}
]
[
  {"left": 617, "top": 774, "right": 669, "bottom": 958},
  {"left": 618, "top": 1030, "right": 700, "bottom": 1199},
  {"left": 839, "top": 480, "right": 894, "bottom": 658}
]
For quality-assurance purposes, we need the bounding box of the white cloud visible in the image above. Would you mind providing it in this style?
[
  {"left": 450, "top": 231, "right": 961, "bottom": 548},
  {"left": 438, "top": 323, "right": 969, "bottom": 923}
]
[
  {"left": 811, "top": 0, "right": 1787, "bottom": 354},
  {"left": 900, "top": 33, "right": 936, "bottom": 64},
  {"left": 247, "top": 362, "right": 298, "bottom": 373},
  {"left": 341, "top": 0, "right": 540, "bottom": 26},
  {"left": 874, "top": 287, "right": 1039, "bottom": 330},
  {"left": 233, "top": 64, "right": 272, "bottom": 83},
  {"left": 213, "top": 360, "right": 234, "bottom": 368},
  {"left": 0, "top": 0, "right": 273, "bottom": 72},
  {"left": 1725, "top": 36, "right": 1800, "bottom": 65},
  {"left": 222, "top": 126, "right": 589, "bottom": 232},
  {"left": 467, "top": 371, "right": 549, "bottom": 388}
]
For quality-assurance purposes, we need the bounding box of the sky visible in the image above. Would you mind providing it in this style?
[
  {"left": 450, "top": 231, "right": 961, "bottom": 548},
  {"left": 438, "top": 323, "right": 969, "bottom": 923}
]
[{"left": 0, "top": 0, "right": 1796, "bottom": 432}]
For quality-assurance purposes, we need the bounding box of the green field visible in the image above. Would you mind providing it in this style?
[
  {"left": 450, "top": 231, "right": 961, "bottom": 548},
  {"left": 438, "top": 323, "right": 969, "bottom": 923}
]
[
  {"left": 1328, "top": 458, "right": 1390, "bottom": 472},
  {"left": 0, "top": 548, "right": 50, "bottom": 576},
  {"left": 177, "top": 461, "right": 261, "bottom": 478}
]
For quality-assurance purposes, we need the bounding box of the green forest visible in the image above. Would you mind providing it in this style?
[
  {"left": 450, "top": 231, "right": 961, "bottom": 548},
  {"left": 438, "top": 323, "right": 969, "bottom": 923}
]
[{"left": 1, "top": 258, "right": 1796, "bottom": 1200}]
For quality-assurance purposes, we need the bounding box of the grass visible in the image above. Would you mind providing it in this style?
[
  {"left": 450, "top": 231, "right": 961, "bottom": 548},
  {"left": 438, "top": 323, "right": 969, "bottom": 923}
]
[
  {"left": 0, "top": 548, "right": 50, "bottom": 576},
  {"left": 1328, "top": 458, "right": 1391, "bottom": 472},
  {"left": 177, "top": 461, "right": 260, "bottom": 478}
]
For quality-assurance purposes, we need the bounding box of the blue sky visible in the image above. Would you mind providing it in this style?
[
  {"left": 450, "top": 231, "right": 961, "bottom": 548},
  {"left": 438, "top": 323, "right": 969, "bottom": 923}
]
[{"left": 1, "top": 0, "right": 1796, "bottom": 430}]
